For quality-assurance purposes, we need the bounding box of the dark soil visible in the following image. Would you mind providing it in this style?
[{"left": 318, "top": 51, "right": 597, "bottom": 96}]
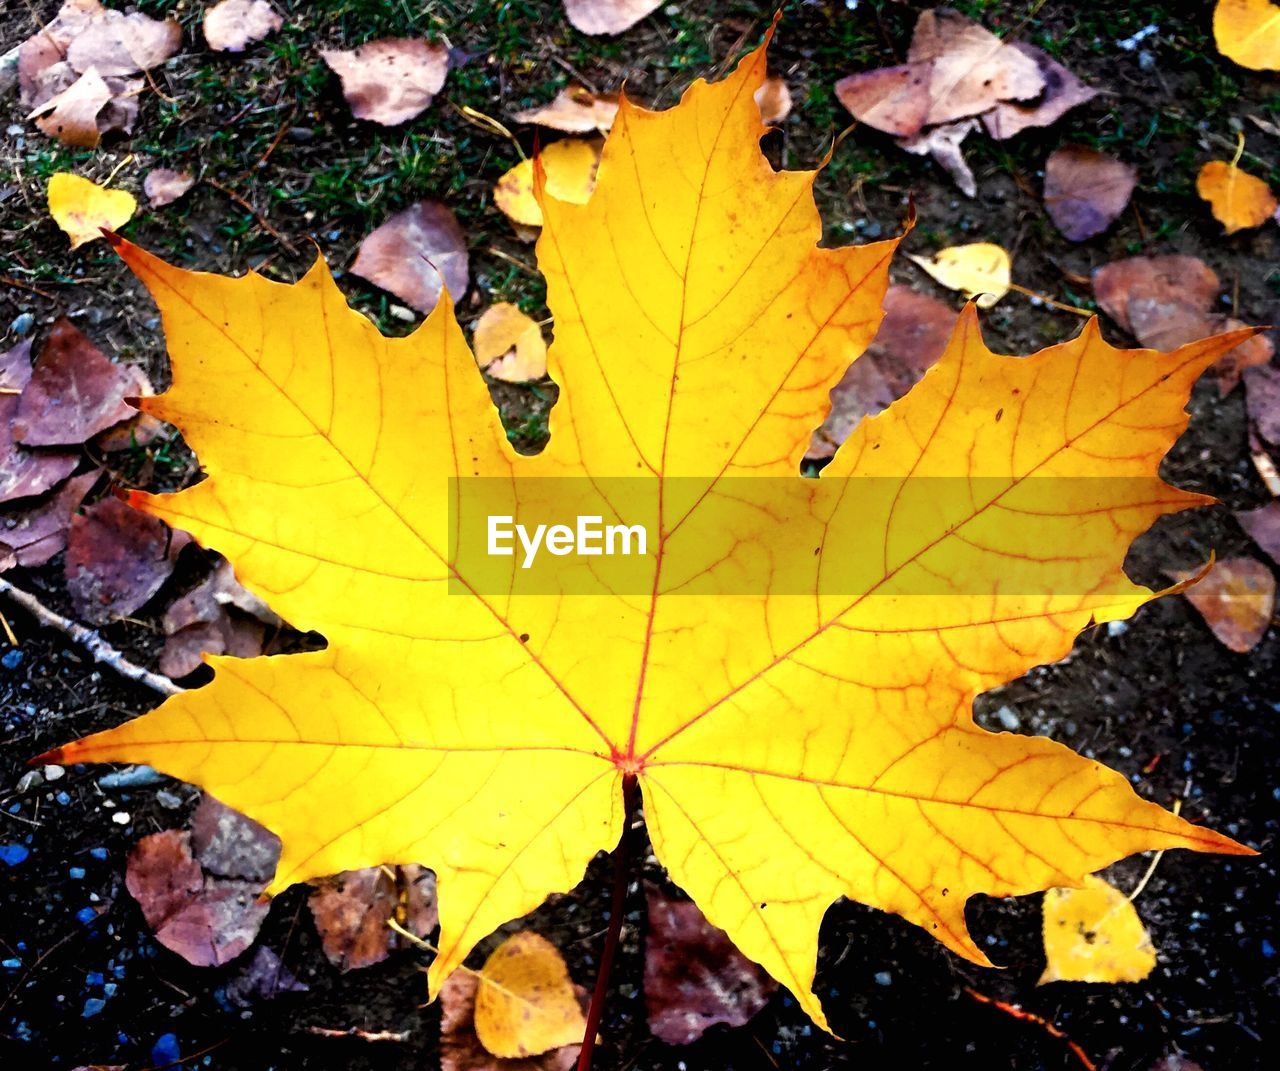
[{"left": 2, "top": 2, "right": 1279, "bottom": 1070}]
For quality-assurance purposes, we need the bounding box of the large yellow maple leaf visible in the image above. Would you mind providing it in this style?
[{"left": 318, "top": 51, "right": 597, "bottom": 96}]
[{"left": 48, "top": 41, "right": 1250, "bottom": 1030}]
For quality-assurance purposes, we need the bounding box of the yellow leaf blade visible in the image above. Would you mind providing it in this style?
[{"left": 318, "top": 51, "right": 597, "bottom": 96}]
[
  {"left": 48, "top": 172, "right": 136, "bottom": 250},
  {"left": 1040, "top": 875, "right": 1157, "bottom": 984}
]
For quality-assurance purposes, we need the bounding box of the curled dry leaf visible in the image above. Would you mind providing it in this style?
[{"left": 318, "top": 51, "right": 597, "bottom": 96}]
[
  {"left": 30, "top": 67, "right": 112, "bottom": 148},
  {"left": 12, "top": 318, "right": 145, "bottom": 447},
  {"left": 223, "top": 945, "right": 308, "bottom": 1008},
  {"left": 835, "top": 8, "right": 1044, "bottom": 138},
  {"left": 1043, "top": 146, "right": 1136, "bottom": 242},
  {"left": 563, "top": 0, "right": 662, "bottom": 36},
  {"left": 808, "top": 285, "right": 957, "bottom": 461},
  {"left": 473, "top": 304, "right": 548, "bottom": 383},
  {"left": 203, "top": 0, "right": 283, "bottom": 53},
  {"left": 493, "top": 139, "right": 601, "bottom": 230},
  {"left": 754, "top": 76, "right": 791, "bottom": 125},
  {"left": 161, "top": 559, "right": 278, "bottom": 678},
  {"left": 1040, "top": 875, "right": 1156, "bottom": 984},
  {"left": 65, "top": 496, "right": 188, "bottom": 625},
  {"left": 897, "top": 118, "right": 979, "bottom": 198},
  {"left": 1, "top": 339, "right": 79, "bottom": 506},
  {"left": 350, "top": 200, "right": 469, "bottom": 314},
  {"left": 307, "top": 864, "right": 438, "bottom": 971},
  {"left": 908, "top": 243, "right": 1011, "bottom": 308},
  {"left": 1172, "top": 557, "right": 1276, "bottom": 653},
  {"left": 190, "top": 795, "right": 281, "bottom": 884},
  {"left": 64, "top": 6, "right": 181, "bottom": 78},
  {"left": 474, "top": 931, "right": 586, "bottom": 1058},
  {"left": 982, "top": 42, "right": 1096, "bottom": 141},
  {"left": 512, "top": 84, "right": 619, "bottom": 134},
  {"left": 644, "top": 885, "right": 777, "bottom": 1045},
  {"left": 1214, "top": 0, "right": 1280, "bottom": 71},
  {"left": 1196, "top": 160, "right": 1278, "bottom": 234},
  {"left": 321, "top": 39, "right": 449, "bottom": 127},
  {"left": 1246, "top": 363, "right": 1280, "bottom": 449},
  {"left": 126, "top": 827, "right": 269, "bottom": 967},
  {"left": 0, "top": 473, "right": 98, "bottom": 571},
  {"left": 47, "top": 172, "right": 136, "bottom": 251},
  {"left": 144, "top": 168, "right": 195, "bottom": 207},
  {"left": 1092, "top": 255, "right": 1272, "bottom": 394},
  {"left": 1235, "top": 502, "right": 1280, "bottom": 567}
]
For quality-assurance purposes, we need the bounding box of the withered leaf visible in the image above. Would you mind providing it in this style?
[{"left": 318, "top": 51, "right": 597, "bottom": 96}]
[
  {"left": 30, "top": 66, "right": 112, "bottom": 148},
  {"left": 351, "top": 200, "right": 469, "bottom": 313},
  {"left": 143, "top": 168, "right": 196, "bottom": 208},
  {"left": 189, "top": 794, "right": 281, "bottom": 885},
  {"left": 126, "top": 828, "right": 269, "bottom": 967},
  {"left": 1235, "top": 501, "right": 1280, "bottom": 567},
  {"left": 307, "top": 864, "right": 438, "bottom": 971},
  {"left": 644, "top": 885, "right": 777, "bottom": 1045},
  {"left": 563, "top": 0, "right": 663, "bottom": 36},
  {"left": 0, "top": 472, "right": 98, "bottom": 570},
  {"left": 512, "top": 84, "right": 619, "bottom": 133},
  {"left": 321, "top": 39, "right": 449, "bottom": 127},
  {"left": 65, "top": 496, "right": 187, "bottom": 624},
  {"left": 203, "top": 0, "right": 283, "bottom": 54},
  {"left": 1172, "top": 557, "right": 1275, "bottom": 653},
  {"left": 440, "top": 970, "right": 583, "bottom": 1071},
  {"left": 1043, "top": 146, "right": 1136, "bottom": 241},
  {"left": 12, "top": 319, "right": 146, "bottom": 446},
  {"left": 982, "top": 43, "right": 1096, "bottom": 140}
]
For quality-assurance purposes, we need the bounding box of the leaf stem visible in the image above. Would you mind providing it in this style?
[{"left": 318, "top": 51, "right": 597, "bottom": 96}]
[{"left": 577, "top": 772, "right": 640, "bottom": 1071}]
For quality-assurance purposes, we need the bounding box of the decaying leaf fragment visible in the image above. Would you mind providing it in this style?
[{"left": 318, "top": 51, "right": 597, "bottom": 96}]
[
  {"left": 50, "top": 35, "right": 1253, "bottom": 1035},
  {"left": 1043, "top": 146, "right": 1136, "bottom": 242},
  {"left": 1171, "top": 557, "right": 1276, "bottom": 653},
  {"left": 474, "top": 932, "right": 586, "bottom": 1058},
  {"left": 473, "top": 303, "right": 548, "bottom": 383},
  {"left": 350, "top": 200, "right": 470, "bottom": 312},
  {"left": 203, "top": 0, "right": 283, "bottom": 53},
  {"left": 321, "top": 38, "right": 449, "bottom": 126},
  {"left": 494, "top": 140, "right": 601, "bottom": 230},
  {"left": 1040, "top": 876, "right": 1156, "bottom": 984},
  {"left": 563, "top": 0, "right": 662, "bottom": 36},
  {"left": 513, "top": 84, "right": 620, "bottom": 133}
]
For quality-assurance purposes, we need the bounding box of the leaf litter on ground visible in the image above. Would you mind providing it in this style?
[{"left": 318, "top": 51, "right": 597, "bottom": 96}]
[
  {"left": 1043, "top": 146, "right": 1137, "bottom": 241},
  {"left": 1169, "top": 557, "right": 1276, "bottom": 654},
  {"left": 350, "top": 199, "right": 469, "bottom": 313},
  {"left": 47, "top": 173, "right": 136, "bottom": 250},
  {"left": 321, "top": 38, "right": 450, "bottom": 127},
  {"left": 1039, "top": 875, "right": 1157, "bottom": 984},
  {"left": 203, "top": 0, "right": 283, "bottom": 54}
]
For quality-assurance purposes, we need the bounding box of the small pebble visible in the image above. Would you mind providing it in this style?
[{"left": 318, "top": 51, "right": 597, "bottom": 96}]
[
  {"left": 1107, "top": 620, "right": 1128, "bottom": 637},
  {"left": 388, "top": 304, "right": 416, "bottom": 322},
  {"left": 76, "top": 907, "right": 97, "bottom": 925},
  {"left": 15, "top": 770, "right": 42, "bottom": 794},
  {"left": 1, "top": 649, "right": 22, "bottom": 670},
  {"left": 87, "top": 971, "right": 104, "bottom": 986},
  {"left": 9, "top": 312, "right": 34, "bottom": 336},
  {"left": 69, "top": 866, "right": 86, "bottom": 880},
  {"left": 89, "top": 847, "right": 108, "bottom": 860},
  {"left": 99, "top": 765, "right": 164, "bottom": 789},
  {"left": 1, "top": 958, "right": 21, "bottom": 970},
  {"left": 156, "top": 790, "right": 183, "bottom": 810},
  {"left": 994, "top": 705, "right": 1020, "bottom": 731},
  {"left": 43, "top": 764, "right": 65, "bottom": 782},
  {"left": 55, "top": 791, "right": 71, "bottom": 806},
  {"left": 152, "top": 1033, "right": 181, "bottom": 1066},
  {"left": 874, "top": 970, "right": 892, "bottom": 986},
  {"left": 0, "top": 844, "right": 29, "bottom": 867},
  {"left": 111, "top": 811, "right": 131, "bottom": 825},
  {"left": 82, "top": 997, "right": 106, "bottom": 1018}
]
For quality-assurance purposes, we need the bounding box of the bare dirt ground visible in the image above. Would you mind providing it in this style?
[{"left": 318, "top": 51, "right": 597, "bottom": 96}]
[{"left": 2, "top": 2, "right": 1278, "bottom": 1069}]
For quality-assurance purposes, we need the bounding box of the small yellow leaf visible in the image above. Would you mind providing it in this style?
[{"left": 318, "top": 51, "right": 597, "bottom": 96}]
[
  {"left": 493, "top": 139, "right": 601, "bottom": 229},
  {"left": 1214, "top": 0, "right": 1280, "bottom": 70},
  {"left": 1040, "top": 875, "right": 1156, "bottom": 984},
  {"left": 48, "top": 172, "right": 136, "bottom": 251},
  {"left": 907, "top": 243, "right": 1011, "bottom": 307},
  {"left": 473, "top": 303, "right": 548, "bottom": 383},
  {"left": 1196, "top": 160, "right": 1278, "bottom": 235},
  {"left": 474, "top": 931, "right": 585, "bottom": 1059}
]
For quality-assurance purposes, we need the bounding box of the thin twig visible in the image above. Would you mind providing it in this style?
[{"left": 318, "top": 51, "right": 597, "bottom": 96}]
[
  {"left": 0, "top": 578, "right": 182, "bottom": 697},
  {"left": 1008, "top": 282, "right": 1093, "bottom": 317},
  {"left": 205, "top": 178, "right": 299, "bottom": 255},
  {"left": 1128, "top": 799, "right": 1182, "bottom": 902},
  {"left": 305, "top": 1026, "right": 410, "bottom": 1042},
  {"left": 965, "top": 987, "right": 1097, "bottom": 1071}
]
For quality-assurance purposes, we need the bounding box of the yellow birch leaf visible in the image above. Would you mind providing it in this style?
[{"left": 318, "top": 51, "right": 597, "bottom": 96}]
[
  {"left": 1040, "top": 875, "right": 1157, "bottom": 984},
  {"left": 473, "top": 302, "right": 548, "bottom": 383},
  {"left": 47, "top": 172, "right": 137, "bottom": 250},
  {"left": 474, "top": 931, "right": 586, "bottom": 1058},
  {"left": 1214, "top": 0, "right": 1280, "bottom": 70},
  {"left": 47, "top": 36, "right": 1252, "bottom": 1035},
  {"left": 493, "top": 139, "right": 601, "bottom": 229},
  {"left": 907, "top": 242, "right": 1011, "bottom": 307},
  {"left": 1196, "top": 160, "right": 1278, "bottom": 235}
]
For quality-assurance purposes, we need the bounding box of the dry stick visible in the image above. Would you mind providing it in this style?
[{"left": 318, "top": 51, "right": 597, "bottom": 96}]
[
  {"left": 305, "top": 1026, "right": 410, "bottom": 1042},
  {"left": 578, "top": 773, "right": 641, "bottom": 1071},
  {"left": 964, "top": 987, "right": 1097, "bottom": 1071},
  {"left": 205, "top": 178, "right": 299, "bottom": 256},
  {"left": 0, "top": 577, "right": 183, "bottom": 697}
]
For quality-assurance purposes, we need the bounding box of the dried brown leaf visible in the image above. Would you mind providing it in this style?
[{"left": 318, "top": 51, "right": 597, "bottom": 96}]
[
  {"left": 512, "top": 84, "right": 619, "bottom": 133},
  {"left": 1172, "top": 557, "right": 1276, "bottom": 653},
  {"left": 321, "top": 39, "right": 448, "bottom": 126},
  {"left": 1043, "top": 146, "right": 1136, "bottom": 241},
  {"left": 143, "top": 168, "right": 196, "bottom": 207},
  {"left": 350, "top": 200, "right": 469, "bottom": 313},
  {"left": 0, "top": 472, "right": 98, "bottom": 570},
  {"left": 563, "top": 0, "right": 662, "bottom": 36},
  {"left": 203, "top": 0, "right": 283, "bottom": 53},
  {"left": 982, "top": 43, "right": 1096, "bottom": 140}
]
